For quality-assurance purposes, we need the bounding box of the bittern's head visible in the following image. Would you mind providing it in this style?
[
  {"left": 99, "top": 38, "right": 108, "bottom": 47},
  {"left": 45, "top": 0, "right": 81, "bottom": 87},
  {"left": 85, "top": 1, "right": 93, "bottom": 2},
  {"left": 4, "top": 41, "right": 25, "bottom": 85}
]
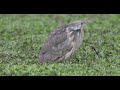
[
  {"left": 67, "top": 19, "right": 94, "bottom": 31},
  {"left": 70, "top": 20, "right": 86, "bottom": 30}
]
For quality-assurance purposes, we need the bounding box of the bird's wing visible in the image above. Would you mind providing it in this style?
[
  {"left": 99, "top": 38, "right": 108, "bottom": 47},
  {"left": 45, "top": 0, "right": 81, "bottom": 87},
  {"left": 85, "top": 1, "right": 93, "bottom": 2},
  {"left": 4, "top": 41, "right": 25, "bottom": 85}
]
[{"left": 40, "top": 26, "right": 73, "bottom": 61}]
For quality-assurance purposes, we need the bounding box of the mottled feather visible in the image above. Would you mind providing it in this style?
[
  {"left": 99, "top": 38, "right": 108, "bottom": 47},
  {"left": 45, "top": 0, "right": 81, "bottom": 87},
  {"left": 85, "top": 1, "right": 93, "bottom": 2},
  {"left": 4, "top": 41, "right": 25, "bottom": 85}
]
[
  {"left": 39, "top": 25, "right": 73, "bottom": 63},
  {"left": 38, "top": 20, "right": 89, "bottom": 64}
]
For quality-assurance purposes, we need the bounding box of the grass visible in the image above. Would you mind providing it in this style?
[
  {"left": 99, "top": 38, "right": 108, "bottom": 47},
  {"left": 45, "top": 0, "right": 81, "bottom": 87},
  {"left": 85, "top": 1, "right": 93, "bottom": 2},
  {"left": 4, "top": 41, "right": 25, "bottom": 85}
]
[{"left": 0, "top": 14, "right": 120, "bottom": 76}]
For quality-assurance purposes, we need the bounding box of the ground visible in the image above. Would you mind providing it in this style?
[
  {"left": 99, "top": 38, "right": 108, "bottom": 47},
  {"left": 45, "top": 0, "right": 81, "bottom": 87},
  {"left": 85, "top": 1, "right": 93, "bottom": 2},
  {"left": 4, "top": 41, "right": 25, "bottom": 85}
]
[{"left": 0, "top": 14, "right": 120, "bottom": 76}]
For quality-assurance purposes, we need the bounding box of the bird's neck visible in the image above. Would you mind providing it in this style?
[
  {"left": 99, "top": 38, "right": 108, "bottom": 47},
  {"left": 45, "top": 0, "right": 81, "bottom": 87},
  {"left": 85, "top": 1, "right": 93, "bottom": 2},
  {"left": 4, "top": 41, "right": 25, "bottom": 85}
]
[{"left": 71, "top": 29, "right": 81, "bottom": 32}]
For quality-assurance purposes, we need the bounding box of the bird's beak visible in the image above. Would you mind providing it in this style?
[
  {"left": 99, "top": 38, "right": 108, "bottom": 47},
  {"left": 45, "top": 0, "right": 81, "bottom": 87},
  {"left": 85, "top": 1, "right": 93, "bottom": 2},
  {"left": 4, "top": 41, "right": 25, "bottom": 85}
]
[
  {"left": 84, "top": 19, "right": 96, "bottom": 24},
  {"left": 82, "top": 19, "right": 95, "bottom": 28},
  {"left": 81, "top": 19, "right": 95, "bottom": 29}
]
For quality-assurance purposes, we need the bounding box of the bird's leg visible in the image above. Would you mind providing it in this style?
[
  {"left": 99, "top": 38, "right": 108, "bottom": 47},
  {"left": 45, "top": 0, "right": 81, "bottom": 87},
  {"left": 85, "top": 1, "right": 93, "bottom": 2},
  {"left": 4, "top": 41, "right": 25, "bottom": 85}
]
[
  {"left": 75, "top": 54, "right": 80, "bottom": 63},
  {"left": 91, "top": 46, "right": 100, "bottom": 58}
]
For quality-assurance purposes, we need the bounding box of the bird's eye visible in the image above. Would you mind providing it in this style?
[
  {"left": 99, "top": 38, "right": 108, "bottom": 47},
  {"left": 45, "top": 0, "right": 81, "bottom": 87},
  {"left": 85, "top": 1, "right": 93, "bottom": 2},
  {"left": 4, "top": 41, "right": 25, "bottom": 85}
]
[{"left": 81, "top": 22, "right": 83, "bottom": 25}]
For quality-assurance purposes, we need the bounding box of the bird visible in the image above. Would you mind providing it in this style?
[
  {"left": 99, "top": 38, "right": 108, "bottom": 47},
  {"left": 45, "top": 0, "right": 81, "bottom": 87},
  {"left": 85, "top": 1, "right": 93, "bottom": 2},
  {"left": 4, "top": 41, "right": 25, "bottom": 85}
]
[{"left": 38, "top": 19, "right": 93, "bottom": 64}]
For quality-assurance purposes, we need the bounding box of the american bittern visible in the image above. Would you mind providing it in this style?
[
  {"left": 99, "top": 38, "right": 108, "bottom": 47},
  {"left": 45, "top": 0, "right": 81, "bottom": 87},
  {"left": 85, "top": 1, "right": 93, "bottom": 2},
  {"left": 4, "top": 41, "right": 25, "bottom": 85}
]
[{"left": 38, "top": 19, "right": 93, "bottom": 64}]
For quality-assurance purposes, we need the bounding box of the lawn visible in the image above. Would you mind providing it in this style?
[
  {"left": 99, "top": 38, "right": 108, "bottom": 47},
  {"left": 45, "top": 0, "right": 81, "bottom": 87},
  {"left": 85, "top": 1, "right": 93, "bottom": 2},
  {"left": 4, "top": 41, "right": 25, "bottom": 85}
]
[{"left": 0, "top": 14, "right": 120, "bottom": 76}]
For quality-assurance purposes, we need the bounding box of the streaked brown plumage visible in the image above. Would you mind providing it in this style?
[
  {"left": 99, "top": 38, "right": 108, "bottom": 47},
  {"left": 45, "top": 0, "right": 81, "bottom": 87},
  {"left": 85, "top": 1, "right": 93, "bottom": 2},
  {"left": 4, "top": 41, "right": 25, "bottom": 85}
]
[{"left": 38, "top": 20, "right": 92, "bottom": 64}]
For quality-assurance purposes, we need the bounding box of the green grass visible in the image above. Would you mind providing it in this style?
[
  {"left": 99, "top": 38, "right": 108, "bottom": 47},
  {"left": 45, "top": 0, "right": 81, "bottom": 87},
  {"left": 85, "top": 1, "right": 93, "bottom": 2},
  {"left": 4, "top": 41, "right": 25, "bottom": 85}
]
[{"left": 0, "top": 14, "right": 120, "bottom": 76}]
